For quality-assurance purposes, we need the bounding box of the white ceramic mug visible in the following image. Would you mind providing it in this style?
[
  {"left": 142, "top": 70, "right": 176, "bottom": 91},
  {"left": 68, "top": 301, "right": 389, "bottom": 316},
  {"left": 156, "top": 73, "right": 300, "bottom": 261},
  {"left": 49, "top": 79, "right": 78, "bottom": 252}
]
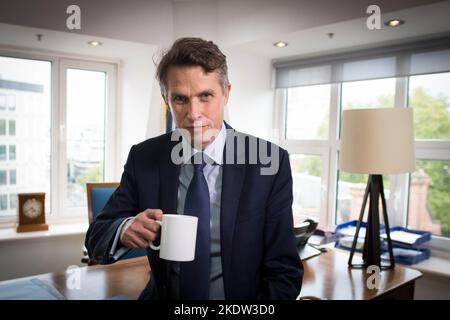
[{"left": 149, "top": 214, "right": 198, "bottom": 261}]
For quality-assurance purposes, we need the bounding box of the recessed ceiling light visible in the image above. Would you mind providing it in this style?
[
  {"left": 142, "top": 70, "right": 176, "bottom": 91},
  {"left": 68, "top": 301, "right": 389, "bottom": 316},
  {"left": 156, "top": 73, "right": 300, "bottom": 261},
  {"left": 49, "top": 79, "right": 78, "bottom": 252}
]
[
  {"left": 273, "top": 41, "right": 288, "bottom": 48},
  {"left": 385, "top": 19, "right": 405, "bottom": 27},
  {"left": 88, "top": 41, "right": 102, "bottom": 46}
]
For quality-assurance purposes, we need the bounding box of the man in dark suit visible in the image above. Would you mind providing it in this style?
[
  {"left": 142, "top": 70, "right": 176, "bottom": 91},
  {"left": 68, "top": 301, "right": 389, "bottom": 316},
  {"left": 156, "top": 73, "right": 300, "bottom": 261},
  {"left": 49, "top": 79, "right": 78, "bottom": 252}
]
[{"left": 85, "top": 37, "right": 302, "bottom": 300}]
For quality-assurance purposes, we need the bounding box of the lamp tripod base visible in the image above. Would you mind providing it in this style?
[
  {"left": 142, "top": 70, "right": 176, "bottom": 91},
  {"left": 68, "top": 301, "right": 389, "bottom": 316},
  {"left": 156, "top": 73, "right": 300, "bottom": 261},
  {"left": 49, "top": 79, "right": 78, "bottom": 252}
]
[{"left": 347, "top": 174, "right": 395, "bottom": 270}]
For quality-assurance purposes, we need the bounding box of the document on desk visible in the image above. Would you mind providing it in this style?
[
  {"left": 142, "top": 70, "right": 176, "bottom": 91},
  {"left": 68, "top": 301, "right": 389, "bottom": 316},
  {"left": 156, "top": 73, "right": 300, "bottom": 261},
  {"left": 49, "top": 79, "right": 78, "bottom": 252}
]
[
  {"left": 0, "top": 278, "right": 65, "bottom": 300},
  {"left": 381, "top": 230, "right": 422, "bottom": 245},
  {"left": 298, "top": 244, "right": 321, "bottom": 261},
  {"left": 338, "top": 226, "right": 366, "bottom": 237}
]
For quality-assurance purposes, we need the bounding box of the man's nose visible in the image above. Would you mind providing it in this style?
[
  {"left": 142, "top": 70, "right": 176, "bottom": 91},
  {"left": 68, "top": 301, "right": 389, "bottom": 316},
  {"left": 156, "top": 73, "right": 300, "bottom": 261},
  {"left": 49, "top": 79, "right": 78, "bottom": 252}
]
[{"left": 187, "top": 99, "right": 202, "bottom": 120}]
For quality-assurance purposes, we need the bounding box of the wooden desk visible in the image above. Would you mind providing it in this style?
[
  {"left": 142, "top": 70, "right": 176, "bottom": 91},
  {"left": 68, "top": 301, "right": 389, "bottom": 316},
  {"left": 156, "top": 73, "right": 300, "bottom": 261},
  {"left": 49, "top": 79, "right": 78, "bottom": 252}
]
[
  {"left": 300, "top": 249, "right": 422, "bottom": 300},
  {"left": 0, "top": 257, "right": 151, "bottom": 300},
  {"left": 0, "top": 249, "right": 422, "bottom": 300}
]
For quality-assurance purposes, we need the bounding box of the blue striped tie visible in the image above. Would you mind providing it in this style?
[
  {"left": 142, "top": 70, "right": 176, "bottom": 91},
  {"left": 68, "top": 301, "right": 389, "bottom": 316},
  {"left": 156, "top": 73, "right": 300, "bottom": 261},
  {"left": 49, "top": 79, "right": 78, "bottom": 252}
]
[{"left": 180, "top": 153, "right": 211, "bottom": 299}]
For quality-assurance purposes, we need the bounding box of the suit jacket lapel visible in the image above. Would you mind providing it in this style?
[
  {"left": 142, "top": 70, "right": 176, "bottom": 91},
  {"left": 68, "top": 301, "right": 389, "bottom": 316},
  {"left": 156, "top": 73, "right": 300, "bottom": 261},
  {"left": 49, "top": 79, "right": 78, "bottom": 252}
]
[
  {"left": 220, "top": 125, "right": 246, "bottom": 299},
  {"left": 159, "top": 137, "right": 181, "bottom": 214}
]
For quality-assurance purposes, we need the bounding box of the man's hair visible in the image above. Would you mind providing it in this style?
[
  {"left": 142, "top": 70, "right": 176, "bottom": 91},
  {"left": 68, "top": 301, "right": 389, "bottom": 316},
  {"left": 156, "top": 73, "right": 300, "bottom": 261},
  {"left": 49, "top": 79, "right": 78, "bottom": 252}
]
[{"left": 156, "top": 37, "right": 229, "bottom": 97}]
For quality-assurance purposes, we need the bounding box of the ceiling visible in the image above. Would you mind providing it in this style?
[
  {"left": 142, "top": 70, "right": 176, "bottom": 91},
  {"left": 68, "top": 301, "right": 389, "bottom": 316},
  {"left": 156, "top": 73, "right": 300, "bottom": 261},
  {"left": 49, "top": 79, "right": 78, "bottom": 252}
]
[
  {"left": 241, "top": 0, "right": 450, "bottom": 61},
  {"left": 0, "top": 0, "right": 447, "bottom": 48},
  {"left": 0, "top": 0, "right": 449, "bottom": 63}
]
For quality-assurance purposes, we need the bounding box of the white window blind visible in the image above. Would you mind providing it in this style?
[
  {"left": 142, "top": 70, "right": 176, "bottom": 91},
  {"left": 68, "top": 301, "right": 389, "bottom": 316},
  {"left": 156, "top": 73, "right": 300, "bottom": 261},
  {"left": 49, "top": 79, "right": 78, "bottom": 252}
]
[{"left": 274, "top": 37, "right": 450, "bottom": 88}]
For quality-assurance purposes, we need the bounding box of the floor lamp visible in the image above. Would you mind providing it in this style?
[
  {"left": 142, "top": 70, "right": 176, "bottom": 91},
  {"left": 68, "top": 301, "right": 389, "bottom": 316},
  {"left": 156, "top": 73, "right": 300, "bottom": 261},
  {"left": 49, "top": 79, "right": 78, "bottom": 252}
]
[{"left": 339, "top": 108, "right": 415, "bottom": 269}]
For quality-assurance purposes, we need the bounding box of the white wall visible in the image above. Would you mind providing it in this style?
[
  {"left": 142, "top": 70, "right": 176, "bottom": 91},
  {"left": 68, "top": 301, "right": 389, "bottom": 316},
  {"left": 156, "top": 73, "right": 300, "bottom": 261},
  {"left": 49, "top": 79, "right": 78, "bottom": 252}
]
[
  {"left": 119, "top": 50, "right": 163, "bottom": 169},
  {"left": 224, "top": 47, "right": 276, "bottom": 143}
]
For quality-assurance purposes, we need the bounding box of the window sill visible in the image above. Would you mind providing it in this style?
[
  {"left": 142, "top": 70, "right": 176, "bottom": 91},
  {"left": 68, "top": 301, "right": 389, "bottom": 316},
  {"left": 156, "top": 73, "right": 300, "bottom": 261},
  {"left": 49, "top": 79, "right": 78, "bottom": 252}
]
[
  {"left": 409, "top": 250, "right": 450, "bottom": 279},
  {"left": 0, "top": 222, "right": 89, "bottom": 243}
]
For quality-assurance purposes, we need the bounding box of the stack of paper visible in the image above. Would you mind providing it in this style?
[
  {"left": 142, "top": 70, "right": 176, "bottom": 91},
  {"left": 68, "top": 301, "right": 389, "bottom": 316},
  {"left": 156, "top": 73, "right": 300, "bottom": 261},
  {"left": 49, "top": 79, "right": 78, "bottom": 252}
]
[{"left": 381, "top": 230, "right": 422, "bottom": 245}]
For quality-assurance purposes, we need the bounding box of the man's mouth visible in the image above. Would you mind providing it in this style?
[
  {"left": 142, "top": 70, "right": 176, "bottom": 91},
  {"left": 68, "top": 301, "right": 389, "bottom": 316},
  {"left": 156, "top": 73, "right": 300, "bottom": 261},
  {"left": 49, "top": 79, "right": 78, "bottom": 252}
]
[{"left": 187, "top": 125, "right": 209, "bottom": 130}]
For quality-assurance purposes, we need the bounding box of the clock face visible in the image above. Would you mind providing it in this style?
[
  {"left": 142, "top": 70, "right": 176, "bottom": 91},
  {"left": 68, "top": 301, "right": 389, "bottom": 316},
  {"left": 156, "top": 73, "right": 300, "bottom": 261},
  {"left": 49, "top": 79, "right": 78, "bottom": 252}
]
[{"left": 22, "top": 198, "right": 42, "bottom": 219}]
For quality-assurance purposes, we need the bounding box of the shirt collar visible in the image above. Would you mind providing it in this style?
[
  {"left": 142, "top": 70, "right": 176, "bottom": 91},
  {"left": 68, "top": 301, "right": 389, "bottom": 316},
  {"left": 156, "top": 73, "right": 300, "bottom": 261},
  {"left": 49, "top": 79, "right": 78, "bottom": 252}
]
[{"left": 181, "top": 122, "right": 226, "bottom": 165}]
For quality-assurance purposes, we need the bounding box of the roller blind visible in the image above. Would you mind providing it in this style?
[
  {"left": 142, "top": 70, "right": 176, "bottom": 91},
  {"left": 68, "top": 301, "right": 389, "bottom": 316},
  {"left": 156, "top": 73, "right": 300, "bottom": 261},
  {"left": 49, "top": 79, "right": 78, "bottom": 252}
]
[{"left": 274, "top": 36, "right": 450, "bottom": 88}]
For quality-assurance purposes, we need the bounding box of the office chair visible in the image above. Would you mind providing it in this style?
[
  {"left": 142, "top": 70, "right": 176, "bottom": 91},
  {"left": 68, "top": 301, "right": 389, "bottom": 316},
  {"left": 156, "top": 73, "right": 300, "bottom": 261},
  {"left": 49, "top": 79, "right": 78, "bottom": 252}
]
[{"left": 82, "top": 182, "right": 146, "bottom": 265}]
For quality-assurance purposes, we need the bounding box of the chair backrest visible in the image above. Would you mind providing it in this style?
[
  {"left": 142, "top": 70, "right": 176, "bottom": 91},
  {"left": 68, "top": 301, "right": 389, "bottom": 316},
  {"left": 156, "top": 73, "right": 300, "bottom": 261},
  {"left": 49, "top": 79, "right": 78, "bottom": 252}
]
[
  {"left": 86, "top": 182, "right": 119, "bottom": 224},
  {"left": 86, "top": 182, "right": 146, "bottom": 261}
]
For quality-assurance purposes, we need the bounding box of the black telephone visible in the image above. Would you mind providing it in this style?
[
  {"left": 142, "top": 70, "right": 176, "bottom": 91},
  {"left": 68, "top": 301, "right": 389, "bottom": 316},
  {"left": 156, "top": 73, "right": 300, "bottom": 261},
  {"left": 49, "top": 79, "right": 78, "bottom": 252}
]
[
  {"left": 294, "top": 219, "right": 318, "bottom": 248},
  {"left": 294, "top": 219, "right": 321, "bottom": 260}
]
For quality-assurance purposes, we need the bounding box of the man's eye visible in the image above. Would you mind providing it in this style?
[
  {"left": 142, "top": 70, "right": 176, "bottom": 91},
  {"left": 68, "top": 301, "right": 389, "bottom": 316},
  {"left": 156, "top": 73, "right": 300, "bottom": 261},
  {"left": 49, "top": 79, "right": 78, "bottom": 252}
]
[
  {"left": 173, "top": 96, "right": 187, "bottom": 103},
  {"left": 200, "top": 93, "right": 212, "bottom": 99}
]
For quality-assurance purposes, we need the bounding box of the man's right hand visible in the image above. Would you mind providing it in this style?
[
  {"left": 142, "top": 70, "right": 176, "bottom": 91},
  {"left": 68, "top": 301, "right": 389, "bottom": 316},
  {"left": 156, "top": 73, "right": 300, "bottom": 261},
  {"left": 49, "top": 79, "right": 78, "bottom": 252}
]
[{"left": 120, "top": 209, "right": 163, "bottom": 248}]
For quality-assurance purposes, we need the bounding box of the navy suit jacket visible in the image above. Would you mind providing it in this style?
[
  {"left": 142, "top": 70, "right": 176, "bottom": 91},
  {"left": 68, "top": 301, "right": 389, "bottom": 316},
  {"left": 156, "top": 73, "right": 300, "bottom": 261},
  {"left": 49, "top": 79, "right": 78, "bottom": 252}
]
[{"left": 85, "top": 123, "right": 303, "bottom": 300}]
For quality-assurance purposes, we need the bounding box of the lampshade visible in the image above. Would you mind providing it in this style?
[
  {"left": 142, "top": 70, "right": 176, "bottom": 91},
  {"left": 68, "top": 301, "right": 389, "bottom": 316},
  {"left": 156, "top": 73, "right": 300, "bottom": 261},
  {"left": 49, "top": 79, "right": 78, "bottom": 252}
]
[{"left": 339, "top": 108, "right": 415, "bottom": 174}]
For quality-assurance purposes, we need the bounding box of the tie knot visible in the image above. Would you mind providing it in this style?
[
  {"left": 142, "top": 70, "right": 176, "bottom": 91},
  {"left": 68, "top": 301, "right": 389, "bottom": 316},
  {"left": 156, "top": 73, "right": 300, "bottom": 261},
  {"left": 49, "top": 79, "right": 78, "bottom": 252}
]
[{"left": 191, "top": 152, "right": 207, "bottom": 171}]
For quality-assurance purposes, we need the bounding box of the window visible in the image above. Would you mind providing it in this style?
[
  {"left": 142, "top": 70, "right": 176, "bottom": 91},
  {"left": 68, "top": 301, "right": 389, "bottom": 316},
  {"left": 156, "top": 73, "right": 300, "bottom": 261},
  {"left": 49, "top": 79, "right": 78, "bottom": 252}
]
[
  {"left": 277, "top": 44, "right": 450, "bottom": 245},
  {"left": 9, "top": 193, "right": 17, "bottom": 209},
  {"left": 281, "top": 83, "right": 330, "bottom": 226},
  {"left": 65, "top": 68, "right": 106, "bottom": 208},
  {"left": 0, "top": 170, "right": 6, "bottom": 185},
  {"left": 8, "top": 145, "right": 15, "bottom": 160},
  {"left": 341, "top": 78, "right": 395, "bottom": 111},
  {"left": 286, "top": 84, "right": 330, "bottom": 140},
  {"left": 9, "top": 169, "right": 16, "bottom": 185},
  {"left": 0, "top": 145, "right": 6, "bottom": 161},
  {"left": 0, "top": 194, "right": 7, "bottom": 211},
  {"left": 0, "top": 119, "right": 5, "bottom": 135},
  {"left": 409, "top": 160, "right": 450, "bottom": 237},
  {"left": 407, "top": 72, "right": 450, "bottom": 238},
  {"left": 0, "top": 94, "right": 5, "bottom": 110},
  {"left": 8, "top": 120, "right": 15, "bottom": 136},
  {"left": 409, "top": 72, "right": 450, "bottom": 140},
  {"left": 59, "top": 59, "right": 116, "bottom": 216},
  {"left": 0, "top": 54, "right": 117, "bottom": 220},
  {"left": 0, "top": 55, "right": 51, "bottom": 217},
  {"left": 290, "top": 154, "right": 323, "bottom": 222}
]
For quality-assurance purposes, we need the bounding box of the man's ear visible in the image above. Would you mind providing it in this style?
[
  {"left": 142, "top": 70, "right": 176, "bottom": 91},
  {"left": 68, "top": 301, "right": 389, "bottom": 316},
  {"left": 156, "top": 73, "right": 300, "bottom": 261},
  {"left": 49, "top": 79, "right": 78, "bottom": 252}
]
[{"left": 223, "top": 83, "right": 231, "bottom": 106}]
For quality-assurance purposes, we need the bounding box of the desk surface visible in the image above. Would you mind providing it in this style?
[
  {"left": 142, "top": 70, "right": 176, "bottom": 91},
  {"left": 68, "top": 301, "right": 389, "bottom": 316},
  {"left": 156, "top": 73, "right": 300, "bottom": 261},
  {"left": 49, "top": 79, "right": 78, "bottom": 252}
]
[
  {"left": 0, "top": 256, "right": 151, "bottom": 300},
  {"left": 300, "top": 249, "right": 422, "bottom": 300},
  {"left": 0, "top": 249, "right": 422, "bottom": 300}
]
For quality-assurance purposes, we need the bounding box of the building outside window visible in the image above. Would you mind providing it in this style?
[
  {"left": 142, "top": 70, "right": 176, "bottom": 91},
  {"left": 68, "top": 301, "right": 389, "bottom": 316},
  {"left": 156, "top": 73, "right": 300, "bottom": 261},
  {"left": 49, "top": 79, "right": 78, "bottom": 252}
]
[{"left": 0, "top": 54, "right": 116, "bottom": 219}]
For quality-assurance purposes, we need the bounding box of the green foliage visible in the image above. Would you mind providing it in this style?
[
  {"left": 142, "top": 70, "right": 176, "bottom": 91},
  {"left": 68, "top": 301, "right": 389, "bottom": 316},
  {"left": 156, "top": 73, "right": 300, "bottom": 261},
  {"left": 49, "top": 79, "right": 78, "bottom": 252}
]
[
  {"left": 316, "top": 115, "right": 329, "bottom": 139},
  {"left": 296, "top": 156, "right": 321, "bottom": 177},
  {"left": 410, "top": 87, "right": 450, "bottom": 140},
  {"left": 339, "top": 172, "right": 368, "bottom": 184},
  {"left": 411, "top": 86, "right": 450, "bottom": 236},
  {"left": 416, "top": 160, "right": 450, "bottom": 236}
]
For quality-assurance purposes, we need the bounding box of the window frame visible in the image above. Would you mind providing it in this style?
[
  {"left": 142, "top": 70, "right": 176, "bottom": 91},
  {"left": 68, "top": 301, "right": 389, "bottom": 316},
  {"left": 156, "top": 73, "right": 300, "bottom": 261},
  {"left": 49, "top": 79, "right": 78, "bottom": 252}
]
[
  {"left": 278, "top": 83, "right": 339, "bottom": 228},
  {"left": 58, "top": 59, "right": 118, "bottom": 217},
  {"left": 0, "top": 48, "right": 119, "bottom": 227}
]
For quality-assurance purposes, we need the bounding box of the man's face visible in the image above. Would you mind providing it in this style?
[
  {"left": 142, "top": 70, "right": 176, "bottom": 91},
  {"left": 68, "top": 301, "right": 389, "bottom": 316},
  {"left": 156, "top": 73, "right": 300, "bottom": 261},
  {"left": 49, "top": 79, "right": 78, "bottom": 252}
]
[{"left": 165, "top": 65, "right": 231, "bottom": 149}]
